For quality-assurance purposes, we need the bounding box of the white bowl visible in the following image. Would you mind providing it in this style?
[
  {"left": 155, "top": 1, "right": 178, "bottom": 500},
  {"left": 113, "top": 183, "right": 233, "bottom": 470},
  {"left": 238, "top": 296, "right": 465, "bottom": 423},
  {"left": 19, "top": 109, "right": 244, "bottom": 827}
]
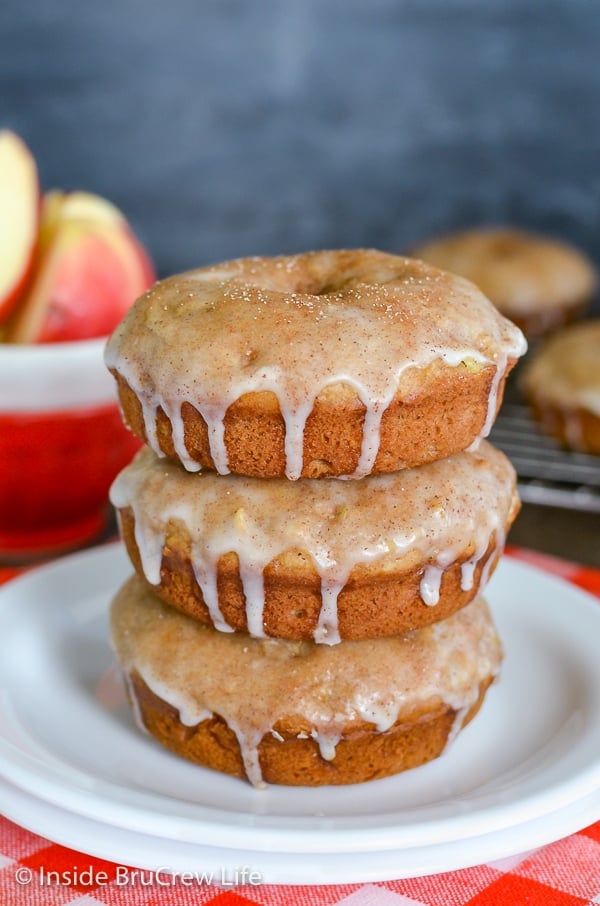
[{"left": 0, "top": 336, "right": 115, "bottom": 412}]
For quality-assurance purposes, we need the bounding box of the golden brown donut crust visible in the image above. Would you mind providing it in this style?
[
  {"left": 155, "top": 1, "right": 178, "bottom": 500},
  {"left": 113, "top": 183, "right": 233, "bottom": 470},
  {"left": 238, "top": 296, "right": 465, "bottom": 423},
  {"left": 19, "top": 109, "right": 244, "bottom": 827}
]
[
  {"left": 128, "top": 671, "right": 492, "bottom": 786},
  {"left": 113, "top": 359, "right": 517, "bottom": 478},
  {"left": 117, "top": 506, "right": 515, "bottom": 640}
]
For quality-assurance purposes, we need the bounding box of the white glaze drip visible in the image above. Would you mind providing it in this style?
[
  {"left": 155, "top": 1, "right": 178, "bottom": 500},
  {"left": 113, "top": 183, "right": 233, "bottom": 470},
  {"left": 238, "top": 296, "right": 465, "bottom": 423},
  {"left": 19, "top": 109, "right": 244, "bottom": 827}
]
[
  {"left": 480, "top": 352, "right": 508, "bottom": 440},
  {"left": 130, "top": 512, "right": 164, "bottom": 586},
  {"left": 140, "top": 399, "right": 161, "bottom": 458},
  {"left": 355, "top": 697, "right": 403, "bottom": 732},
  {"left": 237, "top": 563, "right": 267, "bottom": 639},
  {"left": 282, "top": 397, "right": 316, "bottom": 481},
  {"left": 165, "top": 400, "right": 202, "bottom": 473},
  {"left": 227, "top": 723, "right": 267, "bottom": 789},
  {"left": 137, "top": 658, "right": 266, "bottom": 786},
  {"left": 420, "top": 565, "right": 444, "bottom": 606},
  {"left": 312, "top": 729, "right": 342, "bottom": 762},
  {"left": 197, "top": 400, "right": 230, "bottom": 474},
  {"left": 460, "top": 560, "right": 477, "bottom": 592},
  {"left": 189, "top": 555, "right": 232, "bottom": 634},
  {"left": 313, "top": 577, "right": 345, "bottom": 645},
  {"left": 355, "top": 403, "right": 384, "bottom": 478}
]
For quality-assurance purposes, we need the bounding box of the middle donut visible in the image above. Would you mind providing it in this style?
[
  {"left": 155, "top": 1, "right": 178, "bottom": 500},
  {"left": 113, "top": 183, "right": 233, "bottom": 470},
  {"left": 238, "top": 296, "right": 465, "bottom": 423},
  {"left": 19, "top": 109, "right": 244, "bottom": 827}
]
[{"left": 111, "top": 440, "right": 519, "bottom": 645}]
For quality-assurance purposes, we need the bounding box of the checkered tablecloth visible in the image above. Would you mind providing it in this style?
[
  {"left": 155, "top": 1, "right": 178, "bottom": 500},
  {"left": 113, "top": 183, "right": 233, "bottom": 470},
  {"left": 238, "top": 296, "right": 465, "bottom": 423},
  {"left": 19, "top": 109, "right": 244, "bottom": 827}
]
[{"left": 1, "top": 547, "right": 599, "bottom": 906}]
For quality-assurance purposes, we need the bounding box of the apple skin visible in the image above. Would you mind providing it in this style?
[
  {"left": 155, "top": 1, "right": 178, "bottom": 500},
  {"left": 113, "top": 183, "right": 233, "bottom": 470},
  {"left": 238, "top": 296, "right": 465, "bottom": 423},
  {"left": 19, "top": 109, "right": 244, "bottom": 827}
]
[
  {"left": 0, "top": 131, "right": 40, "bottom": 324},
  {"left": 6, "top": 195, "right": 155, "bottom": 343}
]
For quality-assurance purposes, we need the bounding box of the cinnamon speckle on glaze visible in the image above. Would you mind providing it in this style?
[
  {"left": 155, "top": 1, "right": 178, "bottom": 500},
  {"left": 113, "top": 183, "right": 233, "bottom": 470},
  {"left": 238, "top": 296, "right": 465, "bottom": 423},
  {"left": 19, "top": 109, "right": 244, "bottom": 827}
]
[{"left": 105, "top": 249, "right": 526, "bottom": 478}]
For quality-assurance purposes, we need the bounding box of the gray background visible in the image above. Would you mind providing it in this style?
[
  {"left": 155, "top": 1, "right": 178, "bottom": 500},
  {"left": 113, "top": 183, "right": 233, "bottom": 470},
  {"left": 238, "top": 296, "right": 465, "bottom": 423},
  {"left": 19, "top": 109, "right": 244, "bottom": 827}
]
[
  {"left": 2, "top": 0, "right": 599, "bottom": 565},
  {"left": 2, "top": 0, "right": 599, "bottom": 279}
]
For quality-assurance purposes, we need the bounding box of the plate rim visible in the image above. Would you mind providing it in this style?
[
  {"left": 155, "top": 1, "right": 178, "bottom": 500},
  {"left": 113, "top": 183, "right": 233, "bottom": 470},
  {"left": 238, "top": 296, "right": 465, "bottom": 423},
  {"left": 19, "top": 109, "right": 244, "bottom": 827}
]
[
  {"left": 1, "top": 772, "right": 600, "bottom": 883},
  {"left": 0, "top": 543, "right": 599, "bottom": 855}
]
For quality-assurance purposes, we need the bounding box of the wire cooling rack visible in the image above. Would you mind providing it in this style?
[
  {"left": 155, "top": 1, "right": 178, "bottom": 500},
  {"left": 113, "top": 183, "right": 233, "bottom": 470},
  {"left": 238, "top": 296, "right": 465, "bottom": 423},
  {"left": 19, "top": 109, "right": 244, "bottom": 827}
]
[{"left": 490, "top": 397, "right": 600, "bottom": 513}]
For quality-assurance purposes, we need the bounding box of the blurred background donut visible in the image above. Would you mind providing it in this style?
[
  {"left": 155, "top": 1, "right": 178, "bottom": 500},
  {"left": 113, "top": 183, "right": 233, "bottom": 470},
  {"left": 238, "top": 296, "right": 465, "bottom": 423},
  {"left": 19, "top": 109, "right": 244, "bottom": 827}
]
[{"left": 1, "top": 0, "right": 598, "bottom": 292}]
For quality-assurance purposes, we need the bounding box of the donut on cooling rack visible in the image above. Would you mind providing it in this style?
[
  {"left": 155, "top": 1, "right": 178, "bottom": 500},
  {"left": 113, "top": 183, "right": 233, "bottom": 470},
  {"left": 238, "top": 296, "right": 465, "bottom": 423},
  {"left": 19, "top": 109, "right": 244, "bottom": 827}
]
[
  {"left": 521, "top": 319, "right": 600, "bottom": 454},
  {"left": 104, "top": 249, "right": 526, "bottom": 479},
  {"left": 412, "top": 228, "right": 597, "bottom": 339}
]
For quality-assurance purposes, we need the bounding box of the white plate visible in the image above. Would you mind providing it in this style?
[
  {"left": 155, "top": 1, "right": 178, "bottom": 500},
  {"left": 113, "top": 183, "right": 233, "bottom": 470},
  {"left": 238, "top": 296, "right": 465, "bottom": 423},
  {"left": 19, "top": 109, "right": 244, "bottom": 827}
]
[
  {"left": 0, "top": 545, "right": 599, "bottom": 865},
  {"left": 1, "top": 773, "right": 599, "bottom": 884}
]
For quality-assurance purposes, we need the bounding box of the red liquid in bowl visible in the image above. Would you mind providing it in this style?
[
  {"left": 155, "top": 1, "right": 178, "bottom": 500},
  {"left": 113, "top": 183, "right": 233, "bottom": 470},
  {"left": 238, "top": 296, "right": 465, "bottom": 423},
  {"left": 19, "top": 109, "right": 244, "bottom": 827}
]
[{"left": 0, "top": 402, "right": 141, "bottom": 558}]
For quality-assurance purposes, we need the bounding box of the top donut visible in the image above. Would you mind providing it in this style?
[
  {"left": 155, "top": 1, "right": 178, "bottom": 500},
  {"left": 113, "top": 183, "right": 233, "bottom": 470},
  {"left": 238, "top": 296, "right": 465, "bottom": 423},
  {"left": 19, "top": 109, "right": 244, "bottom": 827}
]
[{"left": 105, "top": 249, "right": 526, "bottom": 479}]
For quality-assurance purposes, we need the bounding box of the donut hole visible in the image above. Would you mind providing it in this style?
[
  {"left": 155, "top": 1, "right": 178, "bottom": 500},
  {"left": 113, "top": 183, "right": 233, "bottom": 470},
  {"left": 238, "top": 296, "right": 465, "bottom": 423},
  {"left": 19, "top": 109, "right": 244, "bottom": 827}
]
[
  {"left": 313, "top": 281, "right": 345, "bottom": 295},
  {"left": 247, "top": 250, "right": 426, "bottom": 297}
]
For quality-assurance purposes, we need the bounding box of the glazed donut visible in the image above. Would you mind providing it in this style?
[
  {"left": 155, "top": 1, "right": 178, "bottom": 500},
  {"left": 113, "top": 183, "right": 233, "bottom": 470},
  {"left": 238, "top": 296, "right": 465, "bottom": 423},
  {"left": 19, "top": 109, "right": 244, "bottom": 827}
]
[
  {"left": 110, "top": 441, "right": 520, "bottom": 644},
  {"left": 412, "top": 228, "right": 597, "bottom": 339},
  {"left": 105, "top": 249, "right": 526, "bottom": 478},
  {"left": 521, "top": 319, "right": 600, "bottom": 454},
  {"left": 111, "top": 578, "right": 502, "bottom": 787}
]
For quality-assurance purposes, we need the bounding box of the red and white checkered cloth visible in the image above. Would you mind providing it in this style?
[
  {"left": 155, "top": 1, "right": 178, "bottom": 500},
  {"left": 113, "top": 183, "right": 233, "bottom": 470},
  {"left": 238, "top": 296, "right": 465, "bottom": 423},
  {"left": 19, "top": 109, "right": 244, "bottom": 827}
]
[{"left": 1, "top": 547, "right": 599, "bottom": 906}]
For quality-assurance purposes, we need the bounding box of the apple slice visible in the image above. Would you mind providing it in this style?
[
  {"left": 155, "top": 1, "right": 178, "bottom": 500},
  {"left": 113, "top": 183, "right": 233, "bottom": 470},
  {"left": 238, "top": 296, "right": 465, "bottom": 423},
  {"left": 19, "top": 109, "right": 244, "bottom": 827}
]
[
  {"left": 6, "top": 216, "right": 155, "bottom": 343},
  {"left": 0, "top": 131, "right": 40, "bottom": 324},
  {"left": 43, "top": 189, "right": 127, "bottom": 227},
  {"left": 35, "top": 191, "right": 128, "bottom": 259}
]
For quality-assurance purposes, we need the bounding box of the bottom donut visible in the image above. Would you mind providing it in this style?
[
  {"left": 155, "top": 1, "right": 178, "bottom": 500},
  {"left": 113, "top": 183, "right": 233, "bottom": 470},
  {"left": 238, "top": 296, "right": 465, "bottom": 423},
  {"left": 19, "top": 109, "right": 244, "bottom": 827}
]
[{"left": 110, "top": 576, "right": 503, "bottom": 787}]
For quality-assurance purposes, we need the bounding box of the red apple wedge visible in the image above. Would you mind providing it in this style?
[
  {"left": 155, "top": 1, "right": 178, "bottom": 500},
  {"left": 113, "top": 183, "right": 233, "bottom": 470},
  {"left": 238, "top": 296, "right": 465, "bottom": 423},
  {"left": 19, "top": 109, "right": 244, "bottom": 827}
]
[
  {"left": 6, "top": 214, "right": 155, "bottom": 343},
  {"left": 0, "top": 131, "right": 40, "bottom": 323}
]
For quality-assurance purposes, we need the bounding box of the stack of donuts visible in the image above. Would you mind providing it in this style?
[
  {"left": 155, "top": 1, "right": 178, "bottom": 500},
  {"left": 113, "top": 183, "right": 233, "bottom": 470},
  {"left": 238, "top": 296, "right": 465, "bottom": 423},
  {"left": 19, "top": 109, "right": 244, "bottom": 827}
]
[{"left": 105, "top": 249, "right": 527, "bottom": 787}]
